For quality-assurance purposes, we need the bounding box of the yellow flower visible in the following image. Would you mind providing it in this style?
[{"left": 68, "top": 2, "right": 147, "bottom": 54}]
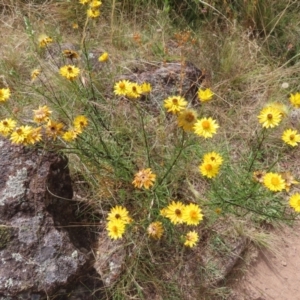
[
  {"left": 73, "top": 115, "right": 88, "bottom": 132},
  {"left": 282, "top": 129, "right": 300, "bottom": 147},
  {"left": 177, "top": 109, "right": 198, "bottom": 132},
  {"left": 147, "top": 221, "right": 164, "bottom": 239},
  {"left": 182, "top": 203, "right": 203, "bottom": 225},
  {"left": 107, "top": 206, "right": 131, "bottom": 224},
  {"left": 289, "top": 193, "right": 300, "bottom": 212},
  {"left": 62, "top": 129, "right": 79, "bottom": 142},
  {"left": 161, "top": 201, "right": 185, "bottom": 225},
  {"left": 114, "top": 80, "right": 131, "bottom": 96},
  {"left": 199, "top": 161, "right": 220, "bottom": 178},
  {"left": 197, "top": 88, "right": 214, "bottom": 102},
  {"left": 45, "top": 120, "right": 64, "bottom": 140},
  {"left": 59, "top": 65, "right": 80, "bottom": 80},
  {"left": 106, "top": 219, "right": 126, "bottom": 240},
  {"left": 33, "top": 105, "right": 52, "bottom": 124},
  {"left": 140, "top": 82, "right": 152, "bottom": 95},
  {"left": 184, "top": 231, "right": 199, "bottom": 248},
  {"left": 10, "top": 126, "right": 32, "bottom": 145},
  {"left": 72, "top": 23, "right": 79, "bottom": 29},
  {"left": 79, "top": 0, "right": 89, "bottom": 4},
  {"left": 0, "top": 88, "right": 11, "bottom": 102},
  {"left": 126, "top": 82, "right": 142, "bottom": 99},
  {"left": 289, "top": 92, "right": 300, "bottom": 108},
  {"left": 203, "top": 152, "right": 223, "bottom": 166},
  {"left": 193, "top": 117, "right": 219, "bottom": 138},
  {"left": 87, "top": 8, "right": 100, "bottom": 18},
  {"left": 263, "top": 172, "right": 285, "bottom": 192},
  {"left": 25, "top": 127, "right": 42, "bottom": 145},
  {"left": 63, "top": 50, "right": 79, "bottom": 60},
  {"left": 280, "top": 172, "right": 300, "bottom": 192},
  {"left": 164, "top": 96, "right": 188, "bottom": 114},
  {"left": 31, "top": 69, "right": 41, "bottom": 81},
  {"left": 265, "top": 102, "right": 288, "bottom": 117},
  {"left": 38, "top": 34, "right": 53, "bottom": 48},
  {"left": 132, "top": 168, "right": 156, "bottom": 189},
  {"left": 89, "top": 0, "right": 102, "bottom": 8},
  {"left": 257, "top": 106, "right": 282, "bottom": 128},
  {"left": 98, "top": 52, "right": 108, "bottom": 62},
  {"left": 0, "top": 118, "right": 16, "bottom": 137},
  {"left": 253, "top": 170, "right": 266, "bottom": 183}
]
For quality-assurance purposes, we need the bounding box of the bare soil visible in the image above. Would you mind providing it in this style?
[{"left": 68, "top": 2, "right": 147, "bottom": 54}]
[{"left": 230, "top": 221, "right": 300, "bottom": 300}]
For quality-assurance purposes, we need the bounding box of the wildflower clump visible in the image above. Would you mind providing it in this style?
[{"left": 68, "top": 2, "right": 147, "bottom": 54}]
[
  {"left": 132, "top": 168, "right": 156, "bottom": 189},
  {"left": 113, "top": 80, "right": 150, "bottom": 99},
  {"left": 199, "top": 152, "right": 223, "bottom": 178},
  {"left": 106, "top": 206, "right": 132, "bottom": 240}
]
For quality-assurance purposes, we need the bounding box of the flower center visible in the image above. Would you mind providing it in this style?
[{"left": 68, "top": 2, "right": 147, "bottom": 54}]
[
  {"left": 290, "top": 134, "right": 295, "bottom": 140},
  {"left": 3, "top": 121, "right": 8, "bottom": 126},
  {"left": 267, "top": 113, "right": 273, "bottom": 120},
  {"left": 119, "top": 83, "right": 125, "bottom": 89},
  {"left": 172, "top": 99, "right": 178, "bottom": 105},
  {"left": 185, "top": 113, "right": 195, "bottom": 122},
  {"left": 115, "top": 214, "right": 121, "bottom": 219},
  {"left": 190, "top": 211, "right": 197, "bottom": 218},
  {"left": 205, "top": 164, "right": 212, "bottom": 171},
  {"left": 16, "top": 129, "right": 23, "bottom": 135},
  {"left": 175, "top": 209, "right": 182, "bottom": 216},
  {"left": 202, "top": 120, "right": 210, "bottom": 129},
  {"left": 132, "top": 86, "right": 137, "bottom": 92},
  {"left": 67, "top": 67, "right": 73, "bottom": 73},
  {"left": 271, "top": 177, "right": 280, "bottom": 186}
]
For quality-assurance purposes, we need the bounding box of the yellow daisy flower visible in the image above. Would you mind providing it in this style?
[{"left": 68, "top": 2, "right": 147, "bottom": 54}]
[
  {"left": 59, "top": 65, "right": 80, "bottom": 80},
  {"left": 87, "top": 8, "right": 100, "bottom": 18},
  {"left": 114, "top": 80, "right": 131, "bottom": 96},
  {"left": 62, "top": 129, "right": 79, "bottom": 142},
  {"left": 177, "top": 109, "right": 198, "bottom": 132},
  {"left": 199, "top": 161, "right": 220, "bottom": 178},
  {"left": 140, "top": 82, "right": 152, "bottom": 95},
  {"left": 0, "top": 88, "right": 11, "bottom": 102},
  {"left": 10, "top": 126, "right": 32, "bottom": 145},
  {"left": 98, "top": 52, "right": 108, "bottom": 62},
  {"left": 147, "top": 221, "right": 164, "bottom": 239},
  {"left": 89, "top": 0, "right": 102, "bottom": 8},
  {"left": 79, "top": 0, "right": 89, "bottom": 4},
  {"left": 31, "top": 69, "right": 41, "bottom": 81},
  {"left": 289, "top": 92, "right": 300, "bottom": 108},
  {"left": 0, "top": 118, "right": 16, "bottom": 136},
  {"left": 73, "top": 115, "right": 88, "bottom": 132},
  {"left": 38, "top": 34, "right": 53, "bottom": 48},
  {"left": 164, "top": 96, "right": 188, "bottom": 114},
  {"left": 257, "top": 106, "right": 282, "bottom": 128},
  {"left": 203, "top": 152, "right": 223, "bottom": 166},
  {"left": 282, "top": 129, "right": 300, "bottom": 147},
  {"left": 107, "top": 206, "right": 131, "bottom": 224},
  {"left": 263, "top": 172, "right": 285, "bottom": 192},
  {"left": 25, "top": 127, "right": 42, "bottom": 145},
  {"left": 126, "top": 82, "right": 142, "bottom": 99},
  {"left": 161, "top": 201, "right": 185, "bottom": 225},
  {"left": 33, "top": 105, "right": 52, "bottom": 124},
  {"left": 289, "top": 193, "right": 300, "bottom": 212},
  {"left": 193, "top": 117, "right": 219, "bottom": 138},
  {"left": 132, "top": 168, "right": 156, "bottom": 189},
  {"left": 265, "top": 102, "right": 288, "bottom": 117},
  {"left": 45, "top": 120, "right": 64, "bottom": 140},
  {"left": 106, "top": 219, "right": 126, "bottom": 240},
  {"left": 182, "top": 203, "right": 203, "bottom": 226},
  {"left": 184, "top": 231, "right": 199, "bottom": 248},
  {"left": 197, "top": 88, "right": 214, "bottom": 102}
]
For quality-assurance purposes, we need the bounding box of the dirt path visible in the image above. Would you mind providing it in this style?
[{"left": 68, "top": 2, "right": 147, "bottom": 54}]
[{"left": 231, "top": 222, "right": 300, "bottom": 300}]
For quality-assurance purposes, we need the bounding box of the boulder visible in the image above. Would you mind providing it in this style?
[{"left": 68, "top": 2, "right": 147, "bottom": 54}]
[{"left": 0, "top": 138, "right": 87, "bottom": 299}]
